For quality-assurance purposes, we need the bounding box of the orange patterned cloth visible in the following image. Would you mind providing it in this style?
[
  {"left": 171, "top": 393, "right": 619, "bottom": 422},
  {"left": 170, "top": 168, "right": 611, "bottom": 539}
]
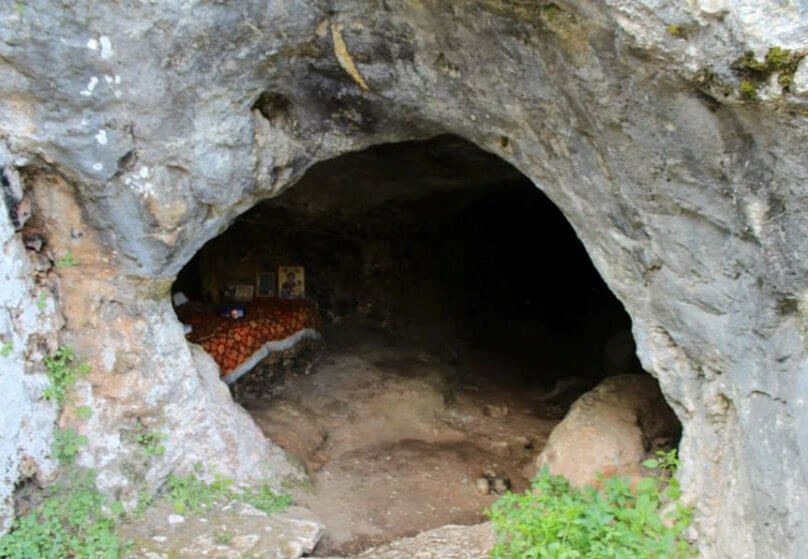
[{"left": 181, "top": 299, "right": 318, "bottom": 375}]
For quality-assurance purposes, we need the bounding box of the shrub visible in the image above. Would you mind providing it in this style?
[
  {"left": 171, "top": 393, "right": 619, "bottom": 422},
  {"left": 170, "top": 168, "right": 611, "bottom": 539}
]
[
  {"left": 0, "top": 472, "right": 122, "bottom": 558},
  {"left": 42, "top": 347, "right": 90, "bottom": 406},
  {"left": 52, "top": 428, "right": 88, "bottom": 465},
  {"left": 488, "top": 451, "right": 695, "bottom": 558}
]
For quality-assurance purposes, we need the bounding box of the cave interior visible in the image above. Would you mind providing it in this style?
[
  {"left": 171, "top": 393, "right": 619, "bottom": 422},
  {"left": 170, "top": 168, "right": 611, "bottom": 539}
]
[{"left": 171, "top": 135, "right": 675, "bottom": 553}]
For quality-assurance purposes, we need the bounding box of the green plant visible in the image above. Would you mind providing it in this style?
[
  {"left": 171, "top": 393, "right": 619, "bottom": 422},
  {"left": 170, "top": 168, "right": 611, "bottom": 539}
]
[
  {"left": 36, "top": 290, "right": 47, "bottom": 312},
  {"left": 665, "top": 24, "right": 685, "bottom": 38},
  {"left": 538, "top": 3, "right": 563, "bottom": 23},
  {"left": 0, "top": 471, "right": 122, "bottom": 558},
  {"left": 76, "top": 406, "right": 93, "bottom": 420},
  {"left": 733, "top": 47, "right": 806, "bottom": 93},
  {"left": 164, "top": 472, "right": 233, "bottom": 514},
  {"left": 488, "top": 453, "right": 695, "bottom": 558},
  {"left": 52, "top": 428, "right": 88, "bottom": 466},
  {"left": 740, "top": 79, "right": 758, "bottom": 100},
  {"left": 163, "top": 471, "right": 292, "bottom": 517},
  {"left": 134, "top": 422, "right": 167, "bottom": 457},
  {"left": 42, "top": 346, "right": 90, "bottom": 406},
  {"left": 215, "top": 531, "right": 233, "bottom": 545},
  {"left": 0, "top": 339, "right": 12, "bottom": 357},
  {"left": 643, "top": 448, "right": 680, "bottom": 477},
  {"left": 131, "top": 490, "right": 156, "bottom": 521},
  {"left": 238, "top": 484, "right": 293, "bottom": 514},
  {"left": 56, "top": 251, "right": 80, "bottom": 268}
]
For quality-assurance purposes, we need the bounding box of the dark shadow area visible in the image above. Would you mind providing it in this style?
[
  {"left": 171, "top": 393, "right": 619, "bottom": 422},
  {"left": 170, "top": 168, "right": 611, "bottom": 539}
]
[{"left": 174, "top": 135, "right": 642, "bottom": 390}]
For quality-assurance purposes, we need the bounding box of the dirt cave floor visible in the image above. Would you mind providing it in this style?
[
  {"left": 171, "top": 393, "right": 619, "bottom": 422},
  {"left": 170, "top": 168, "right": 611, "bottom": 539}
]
[{"left": 238, "top": 323, "right": 589, "bottom": 556}]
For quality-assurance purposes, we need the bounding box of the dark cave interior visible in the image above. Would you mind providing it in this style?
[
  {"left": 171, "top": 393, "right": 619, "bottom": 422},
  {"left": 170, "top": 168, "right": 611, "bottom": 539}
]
[{"left": 173, "top": 134, "right": 643, "bottom": 388}]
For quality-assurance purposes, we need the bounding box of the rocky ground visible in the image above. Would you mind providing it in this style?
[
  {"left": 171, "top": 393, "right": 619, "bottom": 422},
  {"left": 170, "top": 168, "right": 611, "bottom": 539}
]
[
  {"left": 107, "top": 321, "right": 676, "bottom": 558},
  {"left": 240, "top": 322, "right": 583, "bottom": 556}
]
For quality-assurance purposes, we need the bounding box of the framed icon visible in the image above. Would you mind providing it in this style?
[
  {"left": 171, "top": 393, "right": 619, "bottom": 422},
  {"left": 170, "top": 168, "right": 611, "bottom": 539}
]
[
  {"left": 256, "top": 271, "right": 276, "bottom": 297},
  {"left": 278, "top": 266, "right": 304, "bottom": 299},
  {"left": 233, "top": 283, "right": 255, "bottom": 302}
]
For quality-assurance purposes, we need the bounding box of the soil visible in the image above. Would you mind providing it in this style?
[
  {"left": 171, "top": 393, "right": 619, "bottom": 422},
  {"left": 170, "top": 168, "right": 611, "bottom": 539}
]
[{"left": 241, "top": 322, "right": 589, "bottom": 556}]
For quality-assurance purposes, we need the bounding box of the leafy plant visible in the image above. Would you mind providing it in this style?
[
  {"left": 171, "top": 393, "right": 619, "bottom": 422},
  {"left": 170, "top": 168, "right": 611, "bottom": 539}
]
[
  {"left": 238, "top": 484, "right": 292, "bottom": 514},
  {"left": 76, "top": 406, "right": 93, "bottom": 420},
  {"left": 36, "top": 290, "right": 47, "bottom": 312},
  {"left": 0, "top": 339, "right": 12, "bottom": 357},
  {"left": 488, "top": 452, "right": 695, "bottom": 558},
  {"left": 163, "top": 471, "right": 292, "bottom": 517},
  {"left": 52, "top": 428, "right": 89, "bottom": 466},
  {"left": 42, "top": 346, "right": 90, "bottom": 406},
  {"left": 164, "top": 472, "right": 233, "bottom": 514},
  {"left": 131, "top": 490, "right": 155, "bottom": 521},
  {"left": 134, "top": 422, "right": 166, "bottom": 457},
  {"left": 0, "top": 471, "right": 122, "bottom": 558},
  {"left": 55, "top": 251, "right": 80, "bottom": 268},
  {"left": 643, "top": 448, "right": 680, "bottom": 477}
]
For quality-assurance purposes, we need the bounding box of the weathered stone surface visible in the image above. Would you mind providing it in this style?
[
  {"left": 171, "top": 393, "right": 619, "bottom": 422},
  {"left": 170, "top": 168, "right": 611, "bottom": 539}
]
[
  {"left": 119, "top": 501, "right": 324, "bottom": 559},
  {"left": 328, "top": 522, "right": 495, "bottom": 559},
  {"left": 0, "top": 147, "right": 59, "bottom": 532},
  {"left": 0, "top": 1, "right": 807, "bottom": 557},
  {"left": 17, "top": 171, "right": 303, "bottom": 508},
  {"left": 535, "top": 375, "right": 680, "bottom": 486}
]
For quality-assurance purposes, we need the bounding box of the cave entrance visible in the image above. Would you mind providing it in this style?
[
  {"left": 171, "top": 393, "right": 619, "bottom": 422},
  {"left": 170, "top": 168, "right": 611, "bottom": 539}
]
[{"left": 172, "top": 135, "right": 680, "bottom": 555}]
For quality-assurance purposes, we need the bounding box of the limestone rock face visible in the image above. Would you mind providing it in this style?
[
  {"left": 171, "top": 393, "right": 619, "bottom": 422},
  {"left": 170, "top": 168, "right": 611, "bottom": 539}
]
[
  {"left": 535, "top": 375, "right": 680, "bottom": 486},
  {"left": 0, "top": 1, "right": 807, "bottom": 558},
  {"left": 0, "top": 149, "right": 59, "bottom": 533}
]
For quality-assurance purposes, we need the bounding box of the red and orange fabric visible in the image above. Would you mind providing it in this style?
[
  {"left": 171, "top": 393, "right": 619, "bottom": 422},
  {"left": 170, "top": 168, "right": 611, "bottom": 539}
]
[{"left": 182, "top": 299, "right": 318, "bottom": 375}]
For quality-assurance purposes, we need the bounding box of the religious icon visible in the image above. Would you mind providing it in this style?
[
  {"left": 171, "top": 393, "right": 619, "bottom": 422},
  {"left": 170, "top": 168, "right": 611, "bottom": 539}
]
[
  {"left": 278, "top": 266, "right": 304, "bottom": 299},
  {"left": 256, "top": 271, "right": 276, "bottom": 297}
]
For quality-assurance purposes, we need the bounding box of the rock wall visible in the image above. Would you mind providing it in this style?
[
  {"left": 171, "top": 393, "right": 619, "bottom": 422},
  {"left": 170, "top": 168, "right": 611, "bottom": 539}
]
[
  {"left": 0, "top": 148, "right": 59, "bottom": 533},
  {"left": 1, "top": 1, "right": 807, "bottom": 557}
]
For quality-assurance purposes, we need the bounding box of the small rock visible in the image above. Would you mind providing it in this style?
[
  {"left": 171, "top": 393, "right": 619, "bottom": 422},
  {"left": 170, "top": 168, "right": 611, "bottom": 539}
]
[
  {"left": 475, "top": 477, "right": 491, "bottom": 495},
  {"left": 482, "top": 404, "right": 509, "bottom": 418},
  {"left": 488, "top": 440, "right": 511, "bottom": 457},
  {"left": 167, "top": 513, "right": 185, "bottom": 524},
  {"left": 697, "top": 0, "right": 728, "bottom": 16},
  {"left": 492, "top": 476, "right": 511, "bottom": 494}
]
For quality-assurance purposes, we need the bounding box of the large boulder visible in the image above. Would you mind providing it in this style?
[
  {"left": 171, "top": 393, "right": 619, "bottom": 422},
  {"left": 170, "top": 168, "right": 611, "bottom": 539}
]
[{"left": 535, "top": 375, "right": 680, "bottom": 486}]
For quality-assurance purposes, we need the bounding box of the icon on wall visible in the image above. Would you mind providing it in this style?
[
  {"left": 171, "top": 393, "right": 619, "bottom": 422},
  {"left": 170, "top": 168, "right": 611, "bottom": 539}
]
[
  {"left": 233, "top": 283, "right": 255, "bottom": 302},
  {"left": 278, "top": 266, "right": 305, "bottom": 299},
  {"left": 256, "top": 271, "right": 276, "bottom": 297}
]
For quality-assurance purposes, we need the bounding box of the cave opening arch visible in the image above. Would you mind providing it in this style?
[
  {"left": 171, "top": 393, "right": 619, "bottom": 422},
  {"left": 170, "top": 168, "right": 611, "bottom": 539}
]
[{"left": 169, "top": 133, "right": 682, "bottom": 553}]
